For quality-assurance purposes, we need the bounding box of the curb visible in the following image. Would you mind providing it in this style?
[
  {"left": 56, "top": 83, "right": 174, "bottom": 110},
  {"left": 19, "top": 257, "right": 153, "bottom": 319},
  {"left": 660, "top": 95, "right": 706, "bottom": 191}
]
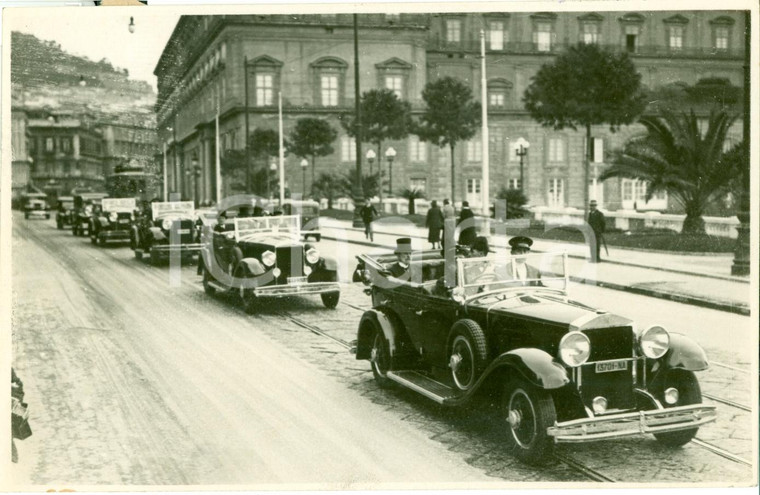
[
  {"left": 321, "top": 233, "right": 750, "bottom": 316},
  {"left": 322, "top": 223, "right": 748, "bottom": 284}
]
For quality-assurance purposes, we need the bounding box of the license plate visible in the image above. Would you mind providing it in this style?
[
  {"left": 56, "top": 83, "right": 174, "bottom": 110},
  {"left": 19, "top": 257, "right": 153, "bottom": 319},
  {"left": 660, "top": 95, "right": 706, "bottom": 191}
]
[
  {"left": 595, "top": 360, "right": 628, "bottom": 373},
  {"left": 118, "top": 219, "right": 130, "bottom": 224},
  {"left": 288, "top": 276, "right": 308, "bottom": 285},
  {"left": 177, "top": 229, "right": 190, "bottom": 234}
]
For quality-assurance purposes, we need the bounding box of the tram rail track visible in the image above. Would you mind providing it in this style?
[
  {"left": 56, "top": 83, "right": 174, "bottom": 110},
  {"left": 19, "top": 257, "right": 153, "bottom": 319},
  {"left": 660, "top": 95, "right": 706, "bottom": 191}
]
[{"left": 692, "top": 439, "right": 752, "bottom": 467}]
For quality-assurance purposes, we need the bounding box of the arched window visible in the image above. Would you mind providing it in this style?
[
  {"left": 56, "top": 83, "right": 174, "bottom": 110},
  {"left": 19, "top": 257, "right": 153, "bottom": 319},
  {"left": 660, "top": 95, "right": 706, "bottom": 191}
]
[{"left": 247, "top": 55, "right": 283, "bottom": 107}]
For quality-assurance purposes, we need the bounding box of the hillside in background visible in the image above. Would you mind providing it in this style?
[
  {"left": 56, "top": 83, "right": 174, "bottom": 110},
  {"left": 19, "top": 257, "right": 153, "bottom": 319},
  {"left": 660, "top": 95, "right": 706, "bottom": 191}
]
[{"left": 11, "top": 31, "right": 156, "bottom": 127}]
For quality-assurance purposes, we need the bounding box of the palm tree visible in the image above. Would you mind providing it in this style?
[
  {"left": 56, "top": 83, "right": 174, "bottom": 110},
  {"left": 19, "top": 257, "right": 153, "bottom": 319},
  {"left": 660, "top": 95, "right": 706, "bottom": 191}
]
[
  {"left": 311, "top": 172, "right": 350, "bottom": 210},
  {"left": 601, "top": 109, "right": 738, "bottom": 234},
  {"left": 399, "top": 187, "right": 425, "bottom": 215}
]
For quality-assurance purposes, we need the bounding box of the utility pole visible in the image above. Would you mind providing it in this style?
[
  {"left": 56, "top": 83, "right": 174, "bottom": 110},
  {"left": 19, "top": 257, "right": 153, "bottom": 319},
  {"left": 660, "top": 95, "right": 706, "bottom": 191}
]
[
  {"left": 731, "top": 10, "right": 750, "bottom": 276},
  {"left": 351, "top": 14, "right": 365, "bottom": 227},
  {"left": 244, "top": 56, "right": 251, "bottom": 194}
]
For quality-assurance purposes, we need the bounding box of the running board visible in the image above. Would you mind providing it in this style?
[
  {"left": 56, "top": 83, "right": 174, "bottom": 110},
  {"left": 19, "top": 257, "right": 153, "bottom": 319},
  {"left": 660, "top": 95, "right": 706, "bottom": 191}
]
[
  {"left": 387, "top": 371, "right": 462, "bottom": 405},
  {"left": 207, "top": 280, "right": 229, "bottom": 292}
]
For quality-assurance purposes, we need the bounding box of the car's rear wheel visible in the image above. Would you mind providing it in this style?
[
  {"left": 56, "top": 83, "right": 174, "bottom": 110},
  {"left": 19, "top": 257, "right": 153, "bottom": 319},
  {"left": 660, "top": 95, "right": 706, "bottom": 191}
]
[
  {"left": 503, "top": 378, "right": 557, "bottom": 465},
  {"left": 370, "top": 325, "right": 393, "bottom": 388},
  {"left": 321, "top": 291, "right": 340, "bottom": 309},
  {"left": 236, "top": 267, "right": 258, "bottom": 314},
  {"left": 202, "top": 266, "right": 216, "bottom": 295},
  {"left": 448, "top": 319, "right": 487, "bottom": 391},
  {"left": 57, "top": 219, "right": 63, "bottom": 229},
  {"left": 90, "top": 233, "right": 98, "bottom": 245},
  {"left": 134, "top": 249, "right": 143, "bottom": 260},
  {"left": 98, "top": 235, "right": 107, "bottom": 246},
  {"left": 654, "top": 370, "right": 702, "bottom": 447},
  {"left": 150, "top": 250, "right": 163, "bottom": 267}
]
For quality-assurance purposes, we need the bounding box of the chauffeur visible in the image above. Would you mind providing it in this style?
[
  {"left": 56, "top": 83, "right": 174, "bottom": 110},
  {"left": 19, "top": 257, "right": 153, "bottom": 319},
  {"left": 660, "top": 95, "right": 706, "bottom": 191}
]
[{"left": 505, "top": 236, "right": 542, "bottom": 285}]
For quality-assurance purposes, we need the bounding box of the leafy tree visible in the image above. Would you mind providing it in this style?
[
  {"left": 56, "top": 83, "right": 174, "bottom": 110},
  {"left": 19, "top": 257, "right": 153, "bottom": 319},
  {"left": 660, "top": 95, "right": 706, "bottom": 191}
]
[
  {"left": 415, "top": 77, "right": 481, "bottom": 203},
  {"left": 345, "top": 170, "right": 382, "bottom": 200},
  {"left": 287, "top": 118, "right": 338, "bottom": 192},
  {"left": 248, "top": 128, "right": 280, "bottom": 196},
  {"left": 220, "top": 149, "right": 248, "bottom": 193},
  {"left": 399, "top": 187, "right": 425, "bottom": 215},
  {"left": 343, "top": 88, "right": 413, "bottom": 168},
  {"left": 495, "top": 187, "right": 529, "bottom": 219},
  {"left": 523, "top": 43, "right": 646, "bottom": 217},
  {"left": 312, "top": 172, "right": 350, "bottom": 209},
  {"left": 601, "top": 109, "right": 738, "bottom": 234}
]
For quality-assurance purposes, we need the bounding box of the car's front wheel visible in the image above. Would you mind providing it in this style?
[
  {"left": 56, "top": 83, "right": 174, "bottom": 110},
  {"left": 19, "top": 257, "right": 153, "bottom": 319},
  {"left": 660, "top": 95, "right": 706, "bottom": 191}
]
[
  {"left": 90, "top": 233, "right": 98, "bottom": 245},
  {"left": 370, "top": 325, "right": 393, "bottom": 388},
  {"left": 57, "top": 218, "right": 63, "bottom": 230},
  {"left": 654, "top": 369, "right": 702, "bottom": 447},
  {"left": 321, "top": 291, "right": 340, "bottom": 309},
  {"left": 503, "top": 378, "right": 557, "bottom": 465},
  {"left": 202, "top": 266, "right": 216, "bottom": 295},
  {"left": 448, "top": 319, "right": 487, "bottom": 391}
]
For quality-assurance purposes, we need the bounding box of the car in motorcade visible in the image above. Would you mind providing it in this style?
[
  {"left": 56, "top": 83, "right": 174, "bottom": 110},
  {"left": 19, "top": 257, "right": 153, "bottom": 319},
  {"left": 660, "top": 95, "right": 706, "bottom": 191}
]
[
  {"left": 22, "top": 192, "right": 51, "bottom": 220},
  {"left": 281, "top": 200, "right": 321, "bottom": 241},
  {"left": 88, "top": 197, "right": 136, "bottom": 246},
  {"left": 71, "top": 193, "right": 108, "bottom": 235},
  {"left": 131, "top": 201, "right": 202, "bottom": 265},
  {"left": 352, "top": 249, "right": 716, "bottom": 465},
  {"left": 55, "top": 196, "right": 74, "bottom": 229},
  {"left": 199, "top": 214, "right": 340, "bottom": 313}
]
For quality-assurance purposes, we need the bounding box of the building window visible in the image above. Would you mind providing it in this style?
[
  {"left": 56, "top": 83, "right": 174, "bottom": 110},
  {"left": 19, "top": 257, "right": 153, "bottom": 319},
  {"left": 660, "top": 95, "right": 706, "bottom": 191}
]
[
  {"left": 489, "top": 92, "right": 505, "bottom": 107},
  {"left": 410, "top": 178, "right": 426, "bottom": 192},
  {"left": 467, "top": 139, "right": 482, "bottom": 162},
  {"left": 45, "top": 137, "right": 54, "bottom": 152},
  {"left": 61, "top": 138, "right": 71, "bottom": 153},
  {"left": 321, "top": 75, "right": 339, "bottom": 106},
  {"left": 446, "top": 19, "right": 461, "bottom": 43},
  {"left": 710, "top": 17, "right": 734, "bottom": 51},
  {"left": 409, "top": 135, "right": 427, "bottom": 162},
  {"left": 487, "top": 78, "right": 512, "bottom": 109},
  {"left": 625, "top": 25, "right": 640, "bottom": 52},
  {"left": 311, "top": 57, "right": 348, "bottom": 107},
  {"left": 714, "top": 27, "right": 729, "bottom": 50},
  {"left": 619, "top": 13, "right": 645, "bottom": 53},
  {"left": 548, "top": 138, "right": 565, "bottom": 162},
  {"left": 668, "top": 26, "right": 684, "bottom": 50},
  {"left": 341, "top": 136, "right": 356, "bottom": 162},
  {"left": 590, "top": 138, "right": 604, "bottom": 163},
  {"left": 622, "top": 179, "right": 650, "bottom": 203},
  {"left": 385, "top": 75, "right": 403, "bottom": 99},
  {"left": 488, "top": 21, "right": 505, "bottom": 50},
  {"left": 249, "top": 55, "right": 282, "bottom": 107},
  {"left": 581, "top": 22, "right": 599, "bottom": 44},
  {"left": 467, "top": 178, "right": 481, "bottom": 194},
  {"left": 508, "top": 178, "right": 521, "bottom": 190},
  {"left": 534, "top": 22, "right": 553, "bottom": 51},
  {"left": 548, "top": 178, "right": 564, "bottom": 207}
]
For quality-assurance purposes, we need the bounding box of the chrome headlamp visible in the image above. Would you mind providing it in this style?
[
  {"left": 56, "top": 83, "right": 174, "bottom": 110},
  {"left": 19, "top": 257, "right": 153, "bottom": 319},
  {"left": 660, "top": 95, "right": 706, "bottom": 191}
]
[
  {"left": 638, "top": 325, "right": 670, "bottom": 359},
  {"left": 558, "top": 331, "right": 591, "bottom": 367},
  {"left": 109, "top": 211, "right": 118, "bottom": 222},
  {"left": 305, "top": 248, "right": 320, "bottom": 265},
  {"left": 84, "top": 206, "right": 92, "bottom": 216},
  {"left": 262, "top": 250, "right": 276, "bottom": 267},
  {"left": 162, "top": 218, "right": 173, "bottom": 231}
]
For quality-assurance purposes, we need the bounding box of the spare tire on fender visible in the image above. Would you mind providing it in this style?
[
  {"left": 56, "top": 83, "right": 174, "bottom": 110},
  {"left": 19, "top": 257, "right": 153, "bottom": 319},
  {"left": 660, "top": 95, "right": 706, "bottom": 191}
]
[{"left": 448, "top": 319, "right": 488, "bottom": 391}]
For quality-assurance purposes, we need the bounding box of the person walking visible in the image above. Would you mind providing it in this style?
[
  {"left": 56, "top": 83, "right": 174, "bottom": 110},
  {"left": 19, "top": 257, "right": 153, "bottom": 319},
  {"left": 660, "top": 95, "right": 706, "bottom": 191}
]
[
  {"left": 457, "top": 201, "right": 476, "bottom": 247},
  {"left": 360, "top": 199, "right": 378, "bottom": 242},
  {"left": 425, "top": 200, "right": 444, "bottom": 249},
  {"left": 442, "top": 198, "right": 455, "bottom": 220},
  {"left": 587, "top": 199, "right": 606, "bottom": 263}
]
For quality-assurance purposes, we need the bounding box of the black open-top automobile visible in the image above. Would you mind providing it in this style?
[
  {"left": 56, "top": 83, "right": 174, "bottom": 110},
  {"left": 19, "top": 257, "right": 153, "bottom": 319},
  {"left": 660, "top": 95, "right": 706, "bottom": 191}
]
[
  {"left": 199, "top": 214, "right": 340, "bottom": 313},
  {"left": 131, "top": 201, "right": 201, "bottom": 265},
  {"left": 281, "top": 200, "right": 321, "bottom": 241},
  {"left": 89, "top": 198, "right": 136, "bottom": 246},
  {"left": 71, "top": 193, "right": 108, "bottom": 236},
  {"left": 56, "top": 196, "right": 74, "bottom": 229},
  {"left": 353, "top": 250, "right": 716, "bottom": 464}
]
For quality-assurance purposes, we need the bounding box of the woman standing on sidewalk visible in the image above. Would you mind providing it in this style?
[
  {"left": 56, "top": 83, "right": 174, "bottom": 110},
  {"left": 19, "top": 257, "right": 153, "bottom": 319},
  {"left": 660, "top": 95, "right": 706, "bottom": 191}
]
[{"left": 426, "top": 200, "right": 444, "bottom": 249}]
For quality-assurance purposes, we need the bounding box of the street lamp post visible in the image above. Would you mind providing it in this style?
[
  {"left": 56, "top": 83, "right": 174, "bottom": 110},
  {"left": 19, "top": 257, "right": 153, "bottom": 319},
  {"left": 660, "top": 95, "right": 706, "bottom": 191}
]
[
  {"left": 366, "top": 149, "right": 376, "bottom": 176},
  {"left": 191, "top": 154, "right": 201, "bottom": 207},
  {"left": 512, "top": 137, "right": 530, "bottom": 192},
  {"left": 385, "top": 147, "right": 396, "bottom": 197},
  {"left": 269, "top": 159, "right": 277, "bottom": 200},
  {"left": 300, "top": 158, "right": 309, "bottom": 198}
]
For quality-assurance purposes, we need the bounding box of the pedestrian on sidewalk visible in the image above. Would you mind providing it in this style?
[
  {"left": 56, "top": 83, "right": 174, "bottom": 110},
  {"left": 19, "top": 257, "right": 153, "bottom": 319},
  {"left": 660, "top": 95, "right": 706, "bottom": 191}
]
[
  {"left": 426, "top": 200, "right": 444, "bottom": 249},
  {"left": 442, "top": 198, "right": 455, "bottom": 220},
  {"left": 360, "top": 199, "right": 378, "bottom": 242},
  {"left": 588, "top": 199, "right": 606, "bottom": 263},
  {"left": 458, "top": 201, "right": 476, "bottom": 247}
]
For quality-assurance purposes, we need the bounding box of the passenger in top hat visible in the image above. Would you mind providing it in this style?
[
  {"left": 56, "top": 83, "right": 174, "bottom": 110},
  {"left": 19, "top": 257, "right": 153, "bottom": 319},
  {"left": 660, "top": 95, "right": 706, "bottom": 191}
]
[
  {"left": 505, "top": 236, "right": 542, "bottom": 285},
  {"left": 389, "top": 237, "right": 413, "bottom": 278}
]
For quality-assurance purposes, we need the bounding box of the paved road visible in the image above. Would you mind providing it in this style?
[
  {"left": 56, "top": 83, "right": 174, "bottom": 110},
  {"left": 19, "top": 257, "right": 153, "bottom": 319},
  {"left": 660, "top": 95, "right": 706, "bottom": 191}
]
[{"left": 9, "top": 214, "right": 755, "bottom": 487}]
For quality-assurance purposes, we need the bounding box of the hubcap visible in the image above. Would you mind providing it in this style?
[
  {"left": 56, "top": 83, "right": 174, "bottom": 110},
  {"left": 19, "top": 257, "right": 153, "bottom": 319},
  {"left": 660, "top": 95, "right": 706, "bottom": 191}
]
[
  {"left": 507, "top": 409, "right": 522, "bottom": 428},
  {"left": 370, "top": 347, "right": 379, "bottom": 363},
  {"left": 449, "top": 353, "right": 462, "bottom": 372}
]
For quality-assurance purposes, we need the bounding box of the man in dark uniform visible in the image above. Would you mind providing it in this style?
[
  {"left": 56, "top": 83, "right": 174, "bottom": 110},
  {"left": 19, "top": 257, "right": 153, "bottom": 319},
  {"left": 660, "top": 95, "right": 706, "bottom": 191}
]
[
  {"left": 587, "top": 199, "right": 606, "bottom": 263},
  {"left": 388, "top": 237, "right": 412, "bottom": 278},
  {"left": 457, "top": 201, "right": 476, "bottom": 246},
  {"left": 504, "top": 236, "right": 542, "bottom": 286}
]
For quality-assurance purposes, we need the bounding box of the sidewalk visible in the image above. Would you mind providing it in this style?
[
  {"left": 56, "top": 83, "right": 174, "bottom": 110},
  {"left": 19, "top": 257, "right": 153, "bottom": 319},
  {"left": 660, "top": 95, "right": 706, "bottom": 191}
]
[{"left": 320, "top": 218, "right": 751, "bottom": 316}]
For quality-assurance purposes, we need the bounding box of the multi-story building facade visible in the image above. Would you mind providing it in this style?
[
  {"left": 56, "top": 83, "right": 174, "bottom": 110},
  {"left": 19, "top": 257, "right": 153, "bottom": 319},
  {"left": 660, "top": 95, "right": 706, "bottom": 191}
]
[
  {"left": 11, "top": 106, "right": 32, "bottom": 203},
  {"left": 154, "top": 11, "right": 745, "bottom": 212}
]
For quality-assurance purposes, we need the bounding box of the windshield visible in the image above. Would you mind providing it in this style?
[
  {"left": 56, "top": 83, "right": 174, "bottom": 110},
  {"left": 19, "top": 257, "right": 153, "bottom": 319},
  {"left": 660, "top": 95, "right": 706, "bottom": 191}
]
[{"left": 458, "top": 252, "right": 568, "bottom": 292}]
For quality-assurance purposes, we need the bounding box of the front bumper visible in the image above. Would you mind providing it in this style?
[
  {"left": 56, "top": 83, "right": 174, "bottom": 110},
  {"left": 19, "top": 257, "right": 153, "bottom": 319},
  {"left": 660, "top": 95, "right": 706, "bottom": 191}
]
[
  {"left": 547, "top": 404, "right": 717, "bottom": 443},
  {"left": 253, "top": 281, "right": 339, "bottom": 297},
  {"left": 98, "top": 230, "right": 131, "bottom": 240},
  {"left": 151, "top": 243, "right": 203, "bottom": 254},
  {"left": 26, "top": 210, "right": 49, "bottom": 217}
]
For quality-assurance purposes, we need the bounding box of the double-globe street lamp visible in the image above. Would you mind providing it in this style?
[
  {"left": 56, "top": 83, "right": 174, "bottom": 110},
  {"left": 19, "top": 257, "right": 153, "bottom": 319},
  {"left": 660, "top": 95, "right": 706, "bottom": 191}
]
[
  {"left": 512, "top": 137, "right": 530, "bottom": 192},
  {"left": 300, "top": 158, "right": 309, "bottom": 198}
]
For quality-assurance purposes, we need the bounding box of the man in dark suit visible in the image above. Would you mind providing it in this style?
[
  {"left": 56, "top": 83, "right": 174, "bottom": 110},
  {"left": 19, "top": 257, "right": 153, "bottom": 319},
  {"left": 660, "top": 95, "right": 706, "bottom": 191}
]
[
  {"left": 504, "top": 236, "right": 542, "bottom": 286},
  {"left": 457, "top": 201, "right": 476, "bottom": 246},
  {"left": 587, "top": 199, "right": 606, "bottom": 263},
  {"left": 388, "top": 237, "right": 412, "bottom": 278}
]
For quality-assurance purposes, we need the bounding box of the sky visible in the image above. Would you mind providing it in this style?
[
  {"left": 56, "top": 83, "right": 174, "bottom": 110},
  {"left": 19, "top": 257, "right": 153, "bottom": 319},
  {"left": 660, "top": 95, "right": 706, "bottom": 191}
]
[{"left": 5, "top": 7, "right": 181, "bottom": 90}]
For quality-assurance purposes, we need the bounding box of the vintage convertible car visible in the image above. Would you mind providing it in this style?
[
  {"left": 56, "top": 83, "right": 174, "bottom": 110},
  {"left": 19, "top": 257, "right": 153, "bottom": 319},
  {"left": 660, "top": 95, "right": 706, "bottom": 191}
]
[
  {"left": 55, "top": 196, "right": 74, "bottom": 229},
  {"left": 71, "top": 193, "right": 108, "bottom": 236},
  {"left": 131, "top": 201, "right": 201, "bottom": 265},
  {"left": 353, "top": 250, "right": 716, "bottom": 465},
  {"left": 22, "top": 192, "right": 50, "bottom": 220},
  {"left": 281, "top": 200, "right": 321, "bottom": 241},
  {"left": 199, "top": 214, "right": 340, "bottom": 313},
  {"left": 89, "top": 198, "right": 136, "bottom": 246}
]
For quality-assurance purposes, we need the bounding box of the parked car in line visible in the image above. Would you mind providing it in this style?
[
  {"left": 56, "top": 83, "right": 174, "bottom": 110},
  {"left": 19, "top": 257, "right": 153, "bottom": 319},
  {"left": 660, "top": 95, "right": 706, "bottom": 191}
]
[
  {"left": 352, "top": 250, "right": 716, "bottom": 465},
  {"left": 55, "top": 196, "right": 74, "bottom": 229},
  {"left": 71, "top": 193, "right": 108, "bottom": 236},
  {"left": 199, "top": 214, "right": 340, "bottom": 313},
  {"left": 281, "top": 200, "right": 321, "bottom": 241},
  {"left": 131, "top": 201, "right": 201, "bottom": 265},
  {"left": 89, "top": 198, "right": 136, "bottom": 246},
  {"left": 22, "top": 192, "right": 50, "bottom": 220}
]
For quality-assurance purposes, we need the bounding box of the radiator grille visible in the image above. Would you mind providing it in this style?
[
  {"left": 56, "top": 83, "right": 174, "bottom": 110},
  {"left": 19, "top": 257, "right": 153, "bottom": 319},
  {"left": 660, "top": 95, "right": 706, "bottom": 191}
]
[{"left": 276, "top": 246, "right": 304, "bottom": 283}]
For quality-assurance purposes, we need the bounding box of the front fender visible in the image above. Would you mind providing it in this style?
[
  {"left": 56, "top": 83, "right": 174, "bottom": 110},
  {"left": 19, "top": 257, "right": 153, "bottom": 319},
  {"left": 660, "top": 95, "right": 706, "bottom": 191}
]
[
  {"left": 239, "top": 257, "right": 266, "bottom": 277},
  {"left": 493, "top": 348, "right": 569, "bottom": 390},
  {"left": 663, "top": 333, "right": 709, "bottom": 371},
  {"left": 148, "top": 227, "right": 166, "bottom": 242},
  {"left": 321, "top": 256, "right": 338, "bottom": 271},
  {"left": 97, "top": 216, "right": 110, "bottom": 228},
  {"left": 356, "top": 309, "right": 398, "bottom": 360}
]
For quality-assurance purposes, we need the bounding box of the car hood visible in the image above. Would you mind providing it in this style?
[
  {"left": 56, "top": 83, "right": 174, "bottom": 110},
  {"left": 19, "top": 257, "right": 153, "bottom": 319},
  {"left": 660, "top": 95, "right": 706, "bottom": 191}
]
[{"left": 472, "top": 290, "right": 632, "bottom": 330}]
